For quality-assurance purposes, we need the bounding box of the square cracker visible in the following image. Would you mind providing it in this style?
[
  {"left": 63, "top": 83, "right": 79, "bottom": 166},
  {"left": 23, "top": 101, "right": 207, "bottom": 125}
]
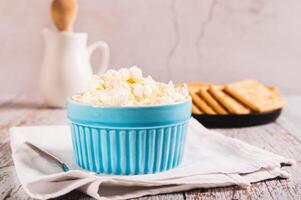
[
  {"left": 198, "top": 87, "right": 228, "bottom": 115},
  {"left": 209, "top": 85, "right": 251, "bottom": 114},
  {"left": 188, "top": 82, "right": 210, "bottom": 94},
  {"left": 225, "top": 80, "right": 285, "bottom": 112},
  {"left": 192, "top": 103, "right": 203, "bottom": 114},
  {"left": 189, "top": 92, "right": 216, "bottom": 115},
  {"left": 188, "top": 83, "right": 216, "bottom": 115}
]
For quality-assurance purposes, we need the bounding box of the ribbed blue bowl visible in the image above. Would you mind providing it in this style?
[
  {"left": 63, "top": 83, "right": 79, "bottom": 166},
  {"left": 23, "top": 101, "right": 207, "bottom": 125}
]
[{"left": 66, "top": 99, "right": 191, "bottom": 175}]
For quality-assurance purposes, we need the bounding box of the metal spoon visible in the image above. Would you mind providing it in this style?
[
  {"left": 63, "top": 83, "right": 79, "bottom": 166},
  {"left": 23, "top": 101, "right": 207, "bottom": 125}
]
[{"left": 25, "top": 142, "right": 70, "bottom": 172}]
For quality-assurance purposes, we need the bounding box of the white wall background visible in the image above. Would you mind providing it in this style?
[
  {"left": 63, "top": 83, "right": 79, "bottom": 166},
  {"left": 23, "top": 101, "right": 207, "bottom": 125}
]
[{"left": 0, "top": 0, "right": 301, "bottom": 95}]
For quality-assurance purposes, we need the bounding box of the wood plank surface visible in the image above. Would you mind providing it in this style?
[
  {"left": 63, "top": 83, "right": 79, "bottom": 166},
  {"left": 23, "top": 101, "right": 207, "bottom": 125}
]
[{"left": 1, "top": 95, "right": 301, "bottom": 200}]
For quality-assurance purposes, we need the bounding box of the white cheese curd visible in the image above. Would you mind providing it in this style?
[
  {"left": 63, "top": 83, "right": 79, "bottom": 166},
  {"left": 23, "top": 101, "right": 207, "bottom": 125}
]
[{"left": 72, "top": 66, "right": 190, "bottom": 106}]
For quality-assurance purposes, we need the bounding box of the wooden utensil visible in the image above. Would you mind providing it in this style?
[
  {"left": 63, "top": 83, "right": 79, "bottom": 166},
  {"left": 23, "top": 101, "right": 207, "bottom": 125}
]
[{"left": 50, "top": 0, "right": 78, "bottom": 31}]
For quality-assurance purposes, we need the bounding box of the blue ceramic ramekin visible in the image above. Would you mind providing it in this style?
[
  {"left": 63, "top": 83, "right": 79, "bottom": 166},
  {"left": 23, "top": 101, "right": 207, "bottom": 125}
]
[{"left": 66, "top": 99, "right": 192, "bottom": 175}]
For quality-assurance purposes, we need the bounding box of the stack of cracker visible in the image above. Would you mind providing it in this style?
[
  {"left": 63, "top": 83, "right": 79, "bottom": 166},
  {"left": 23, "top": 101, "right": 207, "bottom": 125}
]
[{"left": 189, "top": 80, "right": 286, "bottom": 115}]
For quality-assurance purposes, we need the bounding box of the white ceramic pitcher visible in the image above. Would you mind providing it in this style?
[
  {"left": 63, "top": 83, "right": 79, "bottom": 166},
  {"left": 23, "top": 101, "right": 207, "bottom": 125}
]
[{"left": 40, "top": 29, "right": 110, "bottom": 107}]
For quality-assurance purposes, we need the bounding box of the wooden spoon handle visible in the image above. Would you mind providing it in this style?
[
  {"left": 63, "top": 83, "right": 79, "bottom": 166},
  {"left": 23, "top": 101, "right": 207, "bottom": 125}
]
[{"left": 50, "top": 0, "right": 78, "bottom": 31}]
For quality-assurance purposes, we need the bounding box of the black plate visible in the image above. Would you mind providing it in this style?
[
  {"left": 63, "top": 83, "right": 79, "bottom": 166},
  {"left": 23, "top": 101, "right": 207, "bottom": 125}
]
[{"left": 192, "top": 109, "right": 282, "bottom": 128}]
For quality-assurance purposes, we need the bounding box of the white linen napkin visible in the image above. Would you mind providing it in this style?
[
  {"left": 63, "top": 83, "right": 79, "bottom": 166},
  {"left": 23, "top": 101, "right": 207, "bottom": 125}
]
[{"left": 10, "top": 118, "right": 294, "bottom": 200}]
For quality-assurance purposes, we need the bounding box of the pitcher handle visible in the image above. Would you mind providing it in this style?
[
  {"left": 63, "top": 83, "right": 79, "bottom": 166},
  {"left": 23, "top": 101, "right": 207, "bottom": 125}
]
[{"left": 87, "top": 41, "right": 110, "bottom": 74}]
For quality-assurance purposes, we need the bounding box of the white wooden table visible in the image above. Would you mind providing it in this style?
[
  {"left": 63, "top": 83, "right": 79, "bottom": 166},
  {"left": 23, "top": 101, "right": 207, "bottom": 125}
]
[{"left": 1, "top": 95, "right": 300, "bottom": 200}]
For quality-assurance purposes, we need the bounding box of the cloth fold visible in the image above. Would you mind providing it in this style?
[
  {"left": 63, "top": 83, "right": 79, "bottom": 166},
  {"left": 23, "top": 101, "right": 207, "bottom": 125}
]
[{"left": 10, "top": 118, "right": 294, "bottom": 200}]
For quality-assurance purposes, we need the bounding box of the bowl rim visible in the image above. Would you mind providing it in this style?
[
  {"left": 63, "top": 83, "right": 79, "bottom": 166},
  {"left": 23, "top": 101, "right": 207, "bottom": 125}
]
[{"left": 67, "top": 97, "right": 192, "bottom": 109}]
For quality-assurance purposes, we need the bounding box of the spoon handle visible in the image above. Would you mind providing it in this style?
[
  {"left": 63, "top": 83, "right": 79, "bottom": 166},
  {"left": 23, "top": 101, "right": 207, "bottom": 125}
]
[
  {"left": 50, "top": 0, "right": 78, "bottom": 31},
  {"left": 25, "top": 142, "right": 70, "bottom": 172}
]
